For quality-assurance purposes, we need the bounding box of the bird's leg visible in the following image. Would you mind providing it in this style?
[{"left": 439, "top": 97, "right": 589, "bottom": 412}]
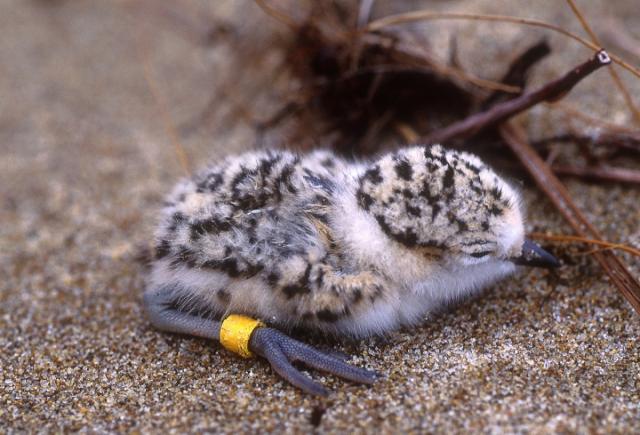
[
  {"left": 248, "top": 325, "right": 377, "bottom": 396},
  {"left": 244, "top": 261, "right": 391, "bottom": 395},
  {"left": 143, "top": 284, "right": 221, "bottom": 339},
  {"left": 143, "top": 284, "right": 377, "bottom": 396}
]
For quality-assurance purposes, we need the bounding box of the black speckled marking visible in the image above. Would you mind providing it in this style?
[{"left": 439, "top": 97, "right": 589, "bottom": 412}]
[
  {"left": 167, "top": 211, "right": 186, "bottom": 232},
  {"left": 406, "top": 204, "right": 421, "bottom": 217},
  {"left": 425, "top": 160, "right": 439, "bottom": 172},
  {"left": 431, "top": 203, "right": 441, "bottom": 220},
  {"left": 369, "top": 285, "right": 384, "bottom": 303},
  {"left": 304, "top": 170, "right": 334, "bottom": 193},
  {"left": 375, "top": 215, "right": 392, "bottom": 235},
  {"left": 220, "top": 258, "right": 241, "bottom": 277},
  {"left": 310, "top": 211, "right": 329, "bottom": 225},
  {"left": 190, "top": 218, "right": 232, "bottom": 239},
  {"left": 357, "top": 190, "right": 374, "bottom": 210},
  {"left": 275, "top": 162, "right": 298, "bottom": 195},
  {"left": 267, "top": 271, "right": 280, "bottom": 286},
  {"left": 321, "top": 157, "right": 335, "bottom": 168},
  {"left": 442, "top": 166, "right": 455, "bottom": 189},
  {"left": 424, "top": 147, "right": 437, "bottom": 160},
  {"left": 301, "top": 263, "right": 312, "bottom": 286},
  {"left": 282, "top": 284, "right": 310, "bottom": 299},
  {"left": 375, "top": 215, "right": 418, "bottom": 247},
  {"left": 424, "top": 239, "right": 446, "bottom": 250},
  {"left": 217, "top": 289, "right": 231, "bottom": 303},
  {"left": 245, "top": 262, "right": 264, "bottom": 277},
  {"left": 329, "top": 285, "right": 339, "bottom": 296},
  {"left": 489, "top": 204, "right": 504, "bottom": 216},
  {"left": 351, "top": 288, "right": 363, "bottom": 303},
  {"left": 464, "top": 161, "right": 481, "bottom": 174},
  {"left": 173, "top": 246, "right": 197, "bottom": 269},
  {"left": 316, "top": 308, "right": 341, "bottom": 322},
  {"left": 197, "top": 172, "right": 223, "bottom": 193},
  {"left": 394, "top": 159, "right": 413, "bottom": 181},
  {"left": 362, "top": 166, "right": 383, "bottom": 185},
  {"left": 201, "top": 256, "right": 255, "bottom": 278},
  {"left": 402, "top": 188, "right": 413, "bottom": 199},
  {"left": 419, "top": 181, "right": 437, "bottom": 204},
  {"left": 314, "top": 267, "right": 325, "bottom": 287},
  {"left": 490, "top": 186, "right": 502, "bottom": 201},
  {"left": 396, "top": 229, "right": 418, "bottom": 247},
  {"left": 230, "top": 167, "right": 252, "bottom": 194},
  {"left": 259, "top": 154, "right": 280, "bottom": 179},
  {"left": 155, "top": 240, "right": 171, "bottom": 259}
]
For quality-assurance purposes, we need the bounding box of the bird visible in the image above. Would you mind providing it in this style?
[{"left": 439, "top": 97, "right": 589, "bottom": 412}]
[{"left": 143, "top": 144, "right": 559, "bottom": 395}]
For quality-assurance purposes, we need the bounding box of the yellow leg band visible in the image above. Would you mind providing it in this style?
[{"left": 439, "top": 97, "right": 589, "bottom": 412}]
[{"left": 219, "top": 314, "right": 265, "bottom": 358}]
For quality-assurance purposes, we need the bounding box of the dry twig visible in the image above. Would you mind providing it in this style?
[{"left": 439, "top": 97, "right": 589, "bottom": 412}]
[
  {"left": 365, "top": 10, "right": 640, "bottom": 79},
  {"left": 529, "top": 232, "right": 640, "bottom": 258},
  {"left": 131, "top": 2, "right": 191, "bottom": 174},
  {"left": 500, "top": 123, "right": 640, "bottom": 314},
  {"left": 551, "top": 164, "right": 640, "bottom": 184},
  {"left": 421, "top": 50, "right": 611, "bottom": 144},
  {"left": 565, "top": 0, "right": 640, "bottom": 124},
  {"left": 481, "top": 39, "right": 551, "bottom": 109},
  {"left": 533, "top": 132, "right": 640, "bottom": 154},
  {"left": 410, "top": 40, "right": 640, "bottom": 313},
  {"left": 549, "top": 101, "right": 639, "bottom": 135},
  {"left": 252, "top": 2, "right": 640, "bottom": 315}
]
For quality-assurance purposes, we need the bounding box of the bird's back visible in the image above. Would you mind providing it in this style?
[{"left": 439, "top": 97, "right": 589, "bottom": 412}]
[{"left": 148, "top": 149, "right": 374, "bottom": 333}]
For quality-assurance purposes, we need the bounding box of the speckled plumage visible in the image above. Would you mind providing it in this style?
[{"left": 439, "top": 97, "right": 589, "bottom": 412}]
[{"left": 146, "top": 145, "right": 527, "bottom": 338}]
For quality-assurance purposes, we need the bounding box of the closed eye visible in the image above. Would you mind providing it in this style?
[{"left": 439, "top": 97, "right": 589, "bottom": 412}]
[{"left": 469, "top": 251, "right": 492, "bottom": 258}]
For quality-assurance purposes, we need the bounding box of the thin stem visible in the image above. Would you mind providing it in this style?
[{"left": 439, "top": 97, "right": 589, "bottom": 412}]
[
  {"left": 360, "top": 33, "right": 522, "bottom": 93},
  {"left": 135, "top": 9, "right": 190, "bottom": 175},
  {"left": 565, "top": 0, "right": 640, "bottom": 124},
  {"left": 548, "top": 101, "right": 640, "bottom": 135},
  {"left": 500, "top": 123, "right": 640, "bottom": 315},
  {"left": 422, "top": 50, "right": 611, "bottom": 144},
  {"left": 552, "top": 164, "right": 640, "bottom": 184},
  {"left": 365, "top": 11, "right": 640, "bottom": 79},
  {"left": 254, "top": 0, "right": 298, "bottom": 29},
  {"left": 529, "top": 233, "right": 640, "bottom": 258}
]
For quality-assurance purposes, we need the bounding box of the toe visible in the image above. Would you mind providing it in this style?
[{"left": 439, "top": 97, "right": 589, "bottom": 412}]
[
  {"left": 276, "top": 333, "right": 378, "bottom": 384},
  {"left": 250, "top": 328, "right": 328, "bottom": 396},
  {"left": 249, "top": 327, "right": 378, "bottom": 394},
  {"left": 264, "top": 344, "right": 329, "bottom": 396}
]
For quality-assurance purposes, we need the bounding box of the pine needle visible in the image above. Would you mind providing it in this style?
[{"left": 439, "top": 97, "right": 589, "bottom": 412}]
[
  {"left": 564, "top": 0, "right": 640, "bottom": 125},
  {"left": 365, "top": 11, "right": 640, "bottom": 79},
  {"left": 529, "top": 233, "right": 640, "bottom": 258}
]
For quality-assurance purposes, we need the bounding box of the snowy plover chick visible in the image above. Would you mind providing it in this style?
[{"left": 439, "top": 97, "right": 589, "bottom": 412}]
[{"left": 144, "top": 144, "right": 558, "bottom": 395}]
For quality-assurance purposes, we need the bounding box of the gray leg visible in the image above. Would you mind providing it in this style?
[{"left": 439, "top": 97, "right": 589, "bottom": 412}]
[
  {"left": 144, "top": 285, "right": 378, "bottom": 396},
  {"left": 143, "top": 285, "right": 221, "bottom": 339},
  {"left": 249, "top": 328, "right": 378, "bottom": 396}
]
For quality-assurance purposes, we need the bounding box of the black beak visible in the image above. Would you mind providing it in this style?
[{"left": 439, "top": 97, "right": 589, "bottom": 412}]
[{"left": 511, "top": 239, "right": 560, "bottom": 268}]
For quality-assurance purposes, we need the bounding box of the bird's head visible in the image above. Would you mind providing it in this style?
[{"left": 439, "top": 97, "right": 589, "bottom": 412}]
[{"left": 355, "top": 145, "right": 559, "bottom": 274}]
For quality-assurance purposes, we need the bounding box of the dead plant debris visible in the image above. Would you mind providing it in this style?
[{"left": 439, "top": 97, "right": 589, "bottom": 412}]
[{"left": 250, "top": 0, "right": 640, "bottom": 314}]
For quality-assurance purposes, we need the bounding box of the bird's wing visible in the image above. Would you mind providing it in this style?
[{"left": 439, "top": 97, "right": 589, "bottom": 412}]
[{"left": 153, "top": 150, "right": 313, "bottom": 277}]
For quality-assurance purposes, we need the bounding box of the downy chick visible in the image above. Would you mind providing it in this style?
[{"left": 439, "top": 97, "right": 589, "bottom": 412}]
[{"left": 144, "top": 145, "right": 558, "bottom": 395}]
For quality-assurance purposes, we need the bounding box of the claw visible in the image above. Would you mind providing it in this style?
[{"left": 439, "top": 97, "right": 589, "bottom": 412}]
[{"left": 249, "top": 327, "right": 378, "bottom": 395}]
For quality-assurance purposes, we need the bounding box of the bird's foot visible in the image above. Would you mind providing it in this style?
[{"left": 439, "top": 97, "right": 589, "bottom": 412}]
[{"left": 249, "top": 327, "right": 378, "bottom": 396}]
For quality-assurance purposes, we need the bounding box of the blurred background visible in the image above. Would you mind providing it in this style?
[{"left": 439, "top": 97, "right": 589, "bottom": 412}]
[{"left": 1, "top": 1, "right": 639, "bottom": 432}]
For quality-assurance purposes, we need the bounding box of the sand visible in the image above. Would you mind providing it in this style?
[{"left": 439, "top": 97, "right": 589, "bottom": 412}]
[{"left": 1, "top": 1, "right": 639, "bottom": 432}]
